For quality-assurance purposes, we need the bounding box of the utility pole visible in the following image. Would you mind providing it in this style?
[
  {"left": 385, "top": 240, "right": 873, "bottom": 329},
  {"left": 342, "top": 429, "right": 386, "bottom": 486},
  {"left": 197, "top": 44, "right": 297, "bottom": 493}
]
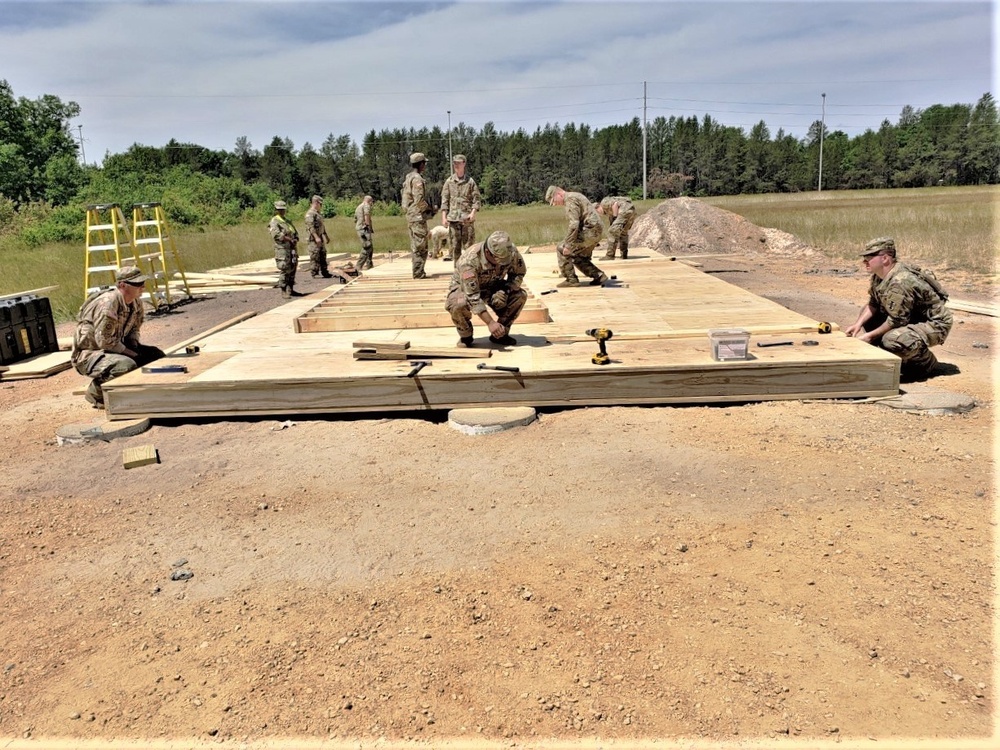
[
  {"left": 77, "top": 124, "right": 86, "bottom": 165},
  {"left": 642, "top": 81, "right": 648, "bottom": 200},
  {"left": 447, "top": 110, "right": 453, "bottom": 165},
  {"left": 817, "top": 93, "right": 826, "bottom": 192}
]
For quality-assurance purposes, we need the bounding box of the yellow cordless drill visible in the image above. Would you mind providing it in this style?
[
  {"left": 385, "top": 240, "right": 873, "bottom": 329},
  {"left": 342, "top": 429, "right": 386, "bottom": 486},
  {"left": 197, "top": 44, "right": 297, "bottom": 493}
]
[{"left": 585, "top": 327, "right": 613, "bottom": 365}]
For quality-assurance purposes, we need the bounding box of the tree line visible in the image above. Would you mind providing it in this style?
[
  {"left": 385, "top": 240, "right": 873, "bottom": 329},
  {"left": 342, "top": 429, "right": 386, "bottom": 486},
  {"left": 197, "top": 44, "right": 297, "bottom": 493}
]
[{"left": 1, "top": 77, "right": 997, "bottom": 245}]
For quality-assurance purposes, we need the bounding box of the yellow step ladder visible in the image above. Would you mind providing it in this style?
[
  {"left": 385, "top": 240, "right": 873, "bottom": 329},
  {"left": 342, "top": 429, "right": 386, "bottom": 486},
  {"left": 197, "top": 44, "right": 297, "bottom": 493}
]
[
  {"left": 130, "top": 202, "right": 192, "bottom": 307},
  {"left": 84, "top": 203, "right": 141, "bottom": 298}
]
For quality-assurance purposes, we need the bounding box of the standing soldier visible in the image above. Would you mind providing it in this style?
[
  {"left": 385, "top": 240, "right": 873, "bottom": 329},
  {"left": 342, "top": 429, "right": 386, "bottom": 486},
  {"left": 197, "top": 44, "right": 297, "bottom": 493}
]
[
  {"left": 269, "top": 200, "right": 302, "bottom": 298},
  {"left": 445, "top": 230, "right": 527, "bottom": 347},
  {"left": 304, "top": 194, "right": 332, "bottom": 278},
  {"left": 544, "top": 185, "right": 609, "bottom": 287},
  {"left": 596, "top": 195, "right": 637, "bottom": 259},
  {"left": 71, "top": 266, "right": 165, "bottom": 408},
  {"left": 440, "top": 154, "right": 481, "bottom": 265},
  {"left": 354, "top": 194, "right": 375, "bottom": 271},
  {"left": 401, "top": 152, "right": 433, "bottom": 279}
]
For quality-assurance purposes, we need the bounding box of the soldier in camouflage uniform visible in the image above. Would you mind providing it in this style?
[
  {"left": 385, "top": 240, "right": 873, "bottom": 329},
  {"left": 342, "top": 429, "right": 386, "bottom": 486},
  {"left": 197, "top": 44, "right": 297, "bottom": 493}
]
[
  {"left": 429, "top": 224, "right": 449, "bottom": 259},
  {"left": 596, "top": 195, "right": 637, "bottom": 259},
  {"left": 401, "top": 152, "right": 434, "bottom": 279},
  {"left": 440, "top": 154, "right": 481, "bottom": 265},
  {"left": 845, "top": 237, "right": 953, "bottom": 378},
  {"left": 445, "top": 230, "right": 527, "bottom": 347},
  {"left": 304, "top": 194, "right": 332, "bottom": 278},
  {"left": 545, "top": 185, "right": 608, "bottom": 287},
  {"left": 269, "top": 200, "right": 302, "bottom": 298},
  {"left": 354, "top": 195, "right": 374, "bottom": 271},
  {"left": 71, "top": 266, "right": 165, "bottom": 407}
]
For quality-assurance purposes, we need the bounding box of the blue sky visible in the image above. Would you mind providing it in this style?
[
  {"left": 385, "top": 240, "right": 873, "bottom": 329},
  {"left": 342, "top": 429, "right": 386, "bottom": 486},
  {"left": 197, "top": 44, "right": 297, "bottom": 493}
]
[{"left": 1, "top": 0, "right": 995, "bottom": 164}]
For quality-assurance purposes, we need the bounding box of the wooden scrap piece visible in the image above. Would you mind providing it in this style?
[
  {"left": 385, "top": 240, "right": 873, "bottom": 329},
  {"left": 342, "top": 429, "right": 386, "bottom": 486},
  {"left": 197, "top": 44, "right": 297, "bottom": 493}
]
[
  {"left": 352, "top": 339, "right": 410, "bottom": 350},
  {"left": 353, "top": 347, "right": 492, "bottom": 360},
  {"left": 123, "top": 444, "right": 159, "bottom": 469}
]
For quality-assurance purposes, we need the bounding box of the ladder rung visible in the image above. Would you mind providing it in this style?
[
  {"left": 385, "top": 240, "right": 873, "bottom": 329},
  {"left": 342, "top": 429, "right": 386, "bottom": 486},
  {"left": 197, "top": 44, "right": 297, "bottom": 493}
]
[
  {"left": 135, "top": 238, "right": 164, "bottom": 246},
  {"left": 87, "top": 264, "right": 119, "bottom": 273},
  {"left": 137, "top": 253, "right": 162, "bottom": 260},
  {"left": 134, "top": 220, "right": 160, "bottom": 227},
  {"left": 88, "top": 223, "right": 117, "bottom": 231},
  {"left": 88, "top": 244, "right": 123, "bottom": 252}
]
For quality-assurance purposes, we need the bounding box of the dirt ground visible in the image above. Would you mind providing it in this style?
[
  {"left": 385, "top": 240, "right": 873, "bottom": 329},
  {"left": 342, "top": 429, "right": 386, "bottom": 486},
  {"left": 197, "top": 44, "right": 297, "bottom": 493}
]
[{"left": 0, "top": 230, "right": 995, "bottom": 749}]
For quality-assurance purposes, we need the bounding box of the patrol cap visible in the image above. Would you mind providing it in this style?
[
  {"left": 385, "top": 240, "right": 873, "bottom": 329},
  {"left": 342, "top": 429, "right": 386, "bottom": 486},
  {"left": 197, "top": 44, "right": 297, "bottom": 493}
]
[
  {"left": 311, "top": 194, "right": 323, "bottom": 203},
  {"left": 452, "top": 154, "right": 466, "bottom": 163},
  {"left": 116, "top": 266, "right": 147, "bottom": 285},
  {"left": 410, "top": 152, "right": 427, "bottom": 165},
  {"left": 861, "top": 237, "right": 896, "bottom": 257},
  {"left": 485, "top": 231, "right": 515, "bottom": 262},
  {"left": 274, "top": 200, "right": 287, "bottom": 210},
  {"left": 545, "top": 185, "right": 560, "bottom": 203}
]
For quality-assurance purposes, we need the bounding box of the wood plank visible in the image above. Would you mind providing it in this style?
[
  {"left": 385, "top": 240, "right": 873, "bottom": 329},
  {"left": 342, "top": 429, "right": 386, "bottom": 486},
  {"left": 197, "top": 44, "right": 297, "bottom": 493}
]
[
  {"left": 102, "top": 251, "right": 901, "bottom": 419},
  {"left": 164, "top": 312, "right": 258, "bottom": 354},
  {"left": 351, "top": 339, "right": 411, "bottom": 350},
  {"left": 353, "top": 347, "right": 492, "bottom": 360},
  {"left": 0, "top": 351, "right": 72, "bottom": 380},
  {"left": 0, "top": 285, "right": 59, "bottom": 302},
  {"left": 295, "top": 307, "right": 551, "bottom": 333},
  {"left": 122, "top": 444, "right": 159, "bottom": 469},
  {"left": 546, "top": 322, "right": 840, "bottom": 343},
  {"left": 948, "top": 298, "right": 998, "bottom": 317}
]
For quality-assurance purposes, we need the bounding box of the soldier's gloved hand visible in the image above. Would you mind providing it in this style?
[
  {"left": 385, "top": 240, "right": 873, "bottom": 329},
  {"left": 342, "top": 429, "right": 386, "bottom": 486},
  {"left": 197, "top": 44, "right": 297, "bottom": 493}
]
[{"left": 490, "top": 290, "right": 508, "bottom": 309}]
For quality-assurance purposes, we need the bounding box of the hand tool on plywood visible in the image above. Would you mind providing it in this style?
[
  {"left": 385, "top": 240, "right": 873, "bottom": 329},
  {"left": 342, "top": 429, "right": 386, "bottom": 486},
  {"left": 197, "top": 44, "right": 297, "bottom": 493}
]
[
  {"left": 407, "top": 361, "right": 430, "bottom": 377},
  {"left": 476, "top": 363, "right": 520, "bottom": 373},
  {"left": 141, "top": 363, "right": 188, "bottom": 373},
  {"left": 586, "top": 327, "right": 613, "bottom": 365}
]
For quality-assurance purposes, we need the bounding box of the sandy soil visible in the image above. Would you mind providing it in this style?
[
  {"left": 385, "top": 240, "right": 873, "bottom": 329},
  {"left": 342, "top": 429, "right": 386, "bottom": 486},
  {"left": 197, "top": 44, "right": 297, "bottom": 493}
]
[{"left": 0, "top": 241, "right": 995, "bottom": 749}]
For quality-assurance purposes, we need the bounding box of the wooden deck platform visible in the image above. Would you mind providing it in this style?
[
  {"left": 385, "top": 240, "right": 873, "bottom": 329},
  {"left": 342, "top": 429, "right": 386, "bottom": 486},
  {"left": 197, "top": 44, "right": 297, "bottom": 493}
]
[{"left": 101, "top": 250, "right": 900, "bottom": 420}]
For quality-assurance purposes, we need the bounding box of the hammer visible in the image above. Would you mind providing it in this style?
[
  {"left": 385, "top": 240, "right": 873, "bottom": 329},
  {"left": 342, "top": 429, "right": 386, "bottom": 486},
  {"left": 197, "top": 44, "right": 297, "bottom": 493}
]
[
  {"left": 407, "top": 361, "right": 430, "bottom": 377},
  {"left": 476, "top": 363, "right": 521, "bottom": 373}
]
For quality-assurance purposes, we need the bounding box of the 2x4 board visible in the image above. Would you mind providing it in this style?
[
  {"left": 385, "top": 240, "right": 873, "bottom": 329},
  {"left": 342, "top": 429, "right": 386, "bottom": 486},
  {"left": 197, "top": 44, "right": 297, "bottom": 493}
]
[{"left": 101, "top": 250, "right": 899, "bottom": 419}]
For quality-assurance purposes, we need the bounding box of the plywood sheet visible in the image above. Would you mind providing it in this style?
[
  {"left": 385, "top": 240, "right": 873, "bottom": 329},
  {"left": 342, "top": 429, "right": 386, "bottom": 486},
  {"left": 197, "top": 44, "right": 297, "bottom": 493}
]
[{"left": 102, "top": 252, "right": 900, "bottom": 419}]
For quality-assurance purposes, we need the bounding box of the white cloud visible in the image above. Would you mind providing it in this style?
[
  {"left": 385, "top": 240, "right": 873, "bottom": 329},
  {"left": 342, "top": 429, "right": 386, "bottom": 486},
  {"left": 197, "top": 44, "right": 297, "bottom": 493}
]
[{"left": 0, "top": 1, "right": 992, "bottom": 162}]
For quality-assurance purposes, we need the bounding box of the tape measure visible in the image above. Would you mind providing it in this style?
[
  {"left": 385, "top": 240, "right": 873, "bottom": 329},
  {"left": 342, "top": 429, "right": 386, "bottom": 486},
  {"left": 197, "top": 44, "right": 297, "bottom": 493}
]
[{"left": 818, "top": 322, "right": 832, "bottom": 334}]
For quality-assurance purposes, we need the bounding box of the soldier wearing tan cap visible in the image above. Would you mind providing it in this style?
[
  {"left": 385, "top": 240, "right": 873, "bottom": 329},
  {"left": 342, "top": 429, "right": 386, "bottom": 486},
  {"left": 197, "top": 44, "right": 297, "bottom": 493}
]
[
  {"left": 401, "top": 152, "right": 434, "bottom": 278},
  {"left": 71, "top": 266, "right": 165, "bottom": 407},
  {"left": 304, "top": 194, "right": 332, "bottom": 278},
  {"left": 845, "top": 237, "right": 953, "bottom": 378},
  {"left": 445, "top": 230, "right": 527, "bottom": 347},
  {"left": 269, "top": 200, "right": 302, "bottom": 298}
]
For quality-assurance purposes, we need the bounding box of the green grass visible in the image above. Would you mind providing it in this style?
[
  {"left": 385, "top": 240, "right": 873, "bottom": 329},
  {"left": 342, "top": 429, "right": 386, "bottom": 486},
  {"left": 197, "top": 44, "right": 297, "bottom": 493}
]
[
  {"left": 2, "top": 187, "right": 994, "bottom": 324},
  {"left": 704, "top": 185, "right": 999, "bottom": 273}
]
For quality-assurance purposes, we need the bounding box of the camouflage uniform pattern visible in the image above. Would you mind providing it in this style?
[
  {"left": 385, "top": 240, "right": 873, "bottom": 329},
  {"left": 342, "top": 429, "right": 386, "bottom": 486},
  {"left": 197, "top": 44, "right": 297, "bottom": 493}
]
[
  {"left": 441, "top": 173, "right": 481, "bottom": 264},
  {"left": 445, "top": 241, "right": 528, "bottom": 338},
  {"left": 600, "top": 196, "right": 636, "bottom": 259},
  {"left": 303, "top": 206, "right": 329, "bottom": 277},
  {"left": 354, "top": 200, "right": 374, "bottom": 270},
  {"left": 867, "top": 262, "right": 953, "bottom": 375},
  {"left": 558, "top": 192, "right": 606, "bottom": 284},
  {"left": 401, "top": 169, "right": 432, "bottom": 279},
  {"left": 269, "top": 214, "right": 299, "bottom": 292},
  {"left": 429, "top": 225, "right": 449, "bottom": 259},
  {"left": 71, "top": 288, "right": 164, "bottom": 405}
]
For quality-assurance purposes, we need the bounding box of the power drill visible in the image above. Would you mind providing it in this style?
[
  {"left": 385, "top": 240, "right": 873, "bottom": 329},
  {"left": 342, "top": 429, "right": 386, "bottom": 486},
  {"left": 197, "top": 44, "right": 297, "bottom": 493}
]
[{"left": 585, "top": 327, "right": 613, "bottom": 365}]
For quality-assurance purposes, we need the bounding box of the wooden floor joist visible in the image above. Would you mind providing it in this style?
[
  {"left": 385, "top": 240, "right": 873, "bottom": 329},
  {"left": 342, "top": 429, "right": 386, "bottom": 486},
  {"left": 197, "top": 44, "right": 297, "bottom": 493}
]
[{"left": 101, "top": 250, "right": 900, "bottom": 420}]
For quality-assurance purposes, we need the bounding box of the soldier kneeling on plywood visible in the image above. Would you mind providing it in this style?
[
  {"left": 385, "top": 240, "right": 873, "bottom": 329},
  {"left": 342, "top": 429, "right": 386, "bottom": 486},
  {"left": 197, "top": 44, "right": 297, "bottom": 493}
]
[{"left": 444, "top": 231, "right": 527, "bottom": 348}]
